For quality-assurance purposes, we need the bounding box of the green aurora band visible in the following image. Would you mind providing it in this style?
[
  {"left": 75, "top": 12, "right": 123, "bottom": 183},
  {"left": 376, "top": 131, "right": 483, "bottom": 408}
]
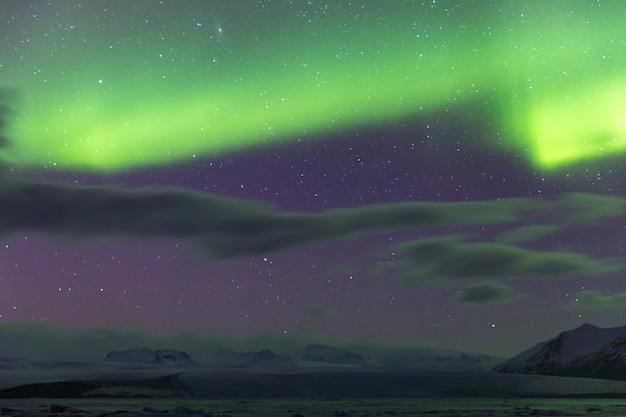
[{"left": 1, "top": 1, "right": 625, "bottom": 171}]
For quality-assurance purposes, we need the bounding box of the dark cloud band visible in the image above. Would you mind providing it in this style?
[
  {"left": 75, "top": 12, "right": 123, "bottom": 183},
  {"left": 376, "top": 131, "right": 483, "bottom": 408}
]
[
  {"left": 455, "top": 282, "right": 520, "bottom": 306},
  {"left": 0, "top": 181, "right": 531, "bottom": 258}
]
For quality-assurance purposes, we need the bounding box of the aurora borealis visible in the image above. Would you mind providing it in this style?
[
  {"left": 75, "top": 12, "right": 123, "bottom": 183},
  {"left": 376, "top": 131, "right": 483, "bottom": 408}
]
[
  {"left": 2, "top": 1, "right": 625, "bottom": 170},
  {"left": 1, "top": 1, "right": 626, "bottom": 360}
]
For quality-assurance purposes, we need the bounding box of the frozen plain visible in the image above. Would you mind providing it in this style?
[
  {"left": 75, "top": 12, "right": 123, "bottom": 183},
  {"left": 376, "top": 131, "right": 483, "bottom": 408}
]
[{"left": 1, "top": 366, "right": 626, "bottom": 417}]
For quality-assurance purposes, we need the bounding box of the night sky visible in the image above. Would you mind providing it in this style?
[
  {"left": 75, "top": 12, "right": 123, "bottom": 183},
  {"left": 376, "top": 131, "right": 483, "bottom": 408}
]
[{"left": 0, "top": 0, "right": 625, "bottom": 360}]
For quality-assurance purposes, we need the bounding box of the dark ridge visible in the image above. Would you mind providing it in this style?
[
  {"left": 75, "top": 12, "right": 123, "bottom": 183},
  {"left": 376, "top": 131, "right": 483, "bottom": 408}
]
[
  {"left": 0, "top": 380, "right": 98, "bottom": 398},
  {"left": 0, "top": 373, "right": 187, "bottom": 399}
]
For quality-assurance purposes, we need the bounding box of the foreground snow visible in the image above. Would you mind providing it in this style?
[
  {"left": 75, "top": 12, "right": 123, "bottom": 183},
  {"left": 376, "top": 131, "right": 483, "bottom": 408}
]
[{"left": 2, "top": 398, "right": 626, "bottom": 417}]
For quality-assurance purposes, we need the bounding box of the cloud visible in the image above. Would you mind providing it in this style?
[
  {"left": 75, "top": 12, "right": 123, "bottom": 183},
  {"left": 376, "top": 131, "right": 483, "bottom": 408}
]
[
  {"left": 497, "top": 224, "right": 561, "bottom": 244},
  {"left": 309, "top": 305, "right": 338, "bottom": 317},
  {"left": 570, "top": 290, "right": 626, "bottom": 310},
  {"left": 393, "top": 235, "right": 620, "bottom": 284},
  {"left": 454, "top": 282, "right": 520, "bottom": 306},
  {"left": 0, "top": 89, "right": 17, "bottom": 177},
  {"left": 495, "top": 193, "right": 625, "bottom": 244},
  {"left": 0, "top": 94, "right": 623, "bottom": 264},
  {"left": 556, "top": 192, "right": 626, "bottom": 224},
  {"left": 0, "top": 181, "right": 533, "bottom": 258},
  {"left": 0, "top": 177, "right": 623, "bottom": 266},
  {"left": 0, "top": 89, "right": 15, "bottom": 149}
]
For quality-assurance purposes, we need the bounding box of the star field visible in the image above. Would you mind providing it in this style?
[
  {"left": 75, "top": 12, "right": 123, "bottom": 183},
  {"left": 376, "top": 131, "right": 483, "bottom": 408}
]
[{"left": 0, "top": 1, "right": 625, "bottom": 359}]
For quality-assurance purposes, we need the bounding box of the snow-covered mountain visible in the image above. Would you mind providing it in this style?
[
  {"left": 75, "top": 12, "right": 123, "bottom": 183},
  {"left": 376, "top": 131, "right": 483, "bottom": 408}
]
[
  {"left": 493, "top": 323, "right": 626, "bottom": 380},
  {"left": 379, "top": 349, "right": 488, "bottom": 368},
  {"left": 567, "top": 334, "right": 626, "bottom": 380},
  {"left": 303, "top": 344, "right": 372, "bottom": 367},
  {"left": 210, "top": 348, "right": 298, "bottom": 368},
  {"left": 103, "top": 348, "right": 195, "bottom": 366}
]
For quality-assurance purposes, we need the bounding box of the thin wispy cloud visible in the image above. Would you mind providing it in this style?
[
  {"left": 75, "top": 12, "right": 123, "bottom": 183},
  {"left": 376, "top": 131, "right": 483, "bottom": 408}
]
[
  {"left": 570, "top": 290, "right": 626, "bottom": 310},
  {"left": 454, "top": 282, "right": 521, "bottom": 306}
]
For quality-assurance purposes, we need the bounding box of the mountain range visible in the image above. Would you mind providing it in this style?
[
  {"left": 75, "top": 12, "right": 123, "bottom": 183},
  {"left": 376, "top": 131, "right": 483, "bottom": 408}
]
[
  {"left": 104, "top": 348, "right": 196, "bottom": 366},
  {"left": 0, "top": 343, "right": 493, "bottom": 371}
]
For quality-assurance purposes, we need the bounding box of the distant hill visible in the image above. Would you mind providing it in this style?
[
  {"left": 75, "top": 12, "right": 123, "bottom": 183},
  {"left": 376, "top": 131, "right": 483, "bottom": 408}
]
[
  {"left": 104, "top": 348, "right": 196, "bottom": 366},
  {"left": 0, "top": 342, "right": 499, "bottom": 372},
  {"left": 493, "top": 323, "right": 626, "bottom": 381},
  {"left": 379, "top": 349, "right": 488, "bottom": 368},
  {"left": 210, "top": 348, "right": 298, "bottom": 368},
  {"left": 303, "top": 344, "right": 372, "bottom": 367}
]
